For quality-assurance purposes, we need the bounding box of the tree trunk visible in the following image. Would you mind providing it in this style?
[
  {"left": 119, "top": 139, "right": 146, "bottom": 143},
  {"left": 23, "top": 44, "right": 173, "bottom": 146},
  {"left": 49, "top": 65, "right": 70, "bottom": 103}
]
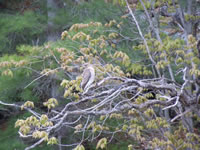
[
  {"left": 184, "top": 0, "right": 196, "bottom": 35},
  {"left": 47, "top": 0, "right": 60, "bottom": 41}
]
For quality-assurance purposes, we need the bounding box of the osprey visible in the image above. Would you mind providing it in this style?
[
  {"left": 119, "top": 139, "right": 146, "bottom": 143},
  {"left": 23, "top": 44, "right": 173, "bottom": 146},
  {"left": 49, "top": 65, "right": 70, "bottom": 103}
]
[{"left": 81, "top": 64, "right": 95, "bottom": 91}]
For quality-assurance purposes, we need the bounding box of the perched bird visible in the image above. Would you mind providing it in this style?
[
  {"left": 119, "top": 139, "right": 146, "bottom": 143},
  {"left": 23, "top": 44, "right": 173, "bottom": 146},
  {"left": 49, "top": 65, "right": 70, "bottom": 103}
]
[{"left": 81, "top": 64, "right": 95, "bottom": 91}]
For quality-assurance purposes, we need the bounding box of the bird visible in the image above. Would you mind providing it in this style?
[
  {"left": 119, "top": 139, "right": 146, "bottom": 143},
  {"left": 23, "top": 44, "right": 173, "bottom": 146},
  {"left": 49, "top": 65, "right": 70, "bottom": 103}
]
[{"left": 80, "top": 64, "right": 95, "bottom": 91}]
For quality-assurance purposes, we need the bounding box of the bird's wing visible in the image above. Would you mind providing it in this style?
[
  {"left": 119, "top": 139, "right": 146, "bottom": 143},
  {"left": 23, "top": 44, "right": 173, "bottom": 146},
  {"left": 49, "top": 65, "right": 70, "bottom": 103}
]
[{"left": 81, "top": 68, "right": 91, "bottom": 90}]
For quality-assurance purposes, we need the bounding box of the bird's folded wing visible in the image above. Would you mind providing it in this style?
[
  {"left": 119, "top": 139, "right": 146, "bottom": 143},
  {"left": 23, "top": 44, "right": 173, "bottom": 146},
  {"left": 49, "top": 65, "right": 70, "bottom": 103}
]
[{"left": 81, "top": 68, "right": 91, "bottom": 90}]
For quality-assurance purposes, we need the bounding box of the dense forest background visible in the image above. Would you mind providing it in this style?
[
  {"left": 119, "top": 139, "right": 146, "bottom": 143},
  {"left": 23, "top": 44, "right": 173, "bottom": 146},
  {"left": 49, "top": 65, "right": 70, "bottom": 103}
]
[
  {"left": 0, "top": 1, "right": 128, "bottom": 149},
  {"left": 0, "top": 0, "right": 200, "bottom": 150}
]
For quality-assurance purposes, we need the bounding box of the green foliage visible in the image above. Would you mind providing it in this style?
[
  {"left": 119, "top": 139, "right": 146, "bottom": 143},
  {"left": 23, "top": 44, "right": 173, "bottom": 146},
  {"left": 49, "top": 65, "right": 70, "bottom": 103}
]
[
  {"left": 0, "top": 53, "right": 41, "bottom": 103},
  {"left": 0, "top": 72, "right": 35, "bottom": 102},
  {"left": 0, "top": 11, "right": 46, "bottom": 53},
  {"left": 58, "top": 0, "right": 122, "bottom": 26},
  {"left": 0, "top": 113, "right": 54, "bottom": 150},
  {"left": 96, "top": 138, "right": 107, "bottom": 149},
  {"left": 1, "top": 0, "right": 200, "bottom": 150},
  {"left": 74, "top": 144, "right": 85, "bottom": 150},
  {"left": 0, "top": 117, "right": 26, "bottom": 150},
  {"left": 108, "top": 142, "right": 133, "bottom": 150},
  {"left": 54, "top": 0, "right": 142, "bottom": 57}
]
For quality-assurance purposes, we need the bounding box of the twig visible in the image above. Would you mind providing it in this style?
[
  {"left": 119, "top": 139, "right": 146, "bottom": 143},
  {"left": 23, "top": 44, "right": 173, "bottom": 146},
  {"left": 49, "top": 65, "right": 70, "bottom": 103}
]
[
  {"left": 25, "top": 139, "right": 44, "bottom": 150},
  {"left": 24, "top": 67, "right": 61, "bottom": 89},
  {"left": 125, "top": 0, "right": 161, "bottom": 77},
  {"left": 171, "top": 108, "right": 191, "bottom": 122}
]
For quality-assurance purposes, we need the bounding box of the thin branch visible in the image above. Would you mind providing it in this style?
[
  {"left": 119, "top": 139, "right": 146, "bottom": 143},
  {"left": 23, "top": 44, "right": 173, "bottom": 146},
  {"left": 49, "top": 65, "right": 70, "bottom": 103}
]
[
  {"left": 24, "top": 67, "right": 61, "bottom": 89},
  {"left": 171, "top": 108, "right": 191, "bottom": 122},
  {"left": 125, "top": 0, "right": 161, "bottom": 77},
  {"left": 139, "top": 0, "right": 175, "bottom": 81},
  {"left": 25, "top": 139, "right": 44, "bottom": 150}
]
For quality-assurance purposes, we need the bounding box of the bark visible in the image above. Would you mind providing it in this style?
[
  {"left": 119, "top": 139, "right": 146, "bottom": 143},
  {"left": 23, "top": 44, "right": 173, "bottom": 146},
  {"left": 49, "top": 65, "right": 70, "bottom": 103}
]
[
  {"left": 47, "top": 0, "right": 61, "bottom": 41},
  {"left": 50, "top": 75, "right": 60, "bottom": 99},
  {"left": 185, "top": 0, "right": 196, "bottom": 35}
]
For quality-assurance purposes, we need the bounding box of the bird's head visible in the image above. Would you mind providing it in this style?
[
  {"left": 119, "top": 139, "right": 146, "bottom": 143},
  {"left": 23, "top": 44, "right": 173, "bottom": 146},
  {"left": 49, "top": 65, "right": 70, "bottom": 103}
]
[{"left": 82, "top": 63, "right": 94, "bottom": 69}]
